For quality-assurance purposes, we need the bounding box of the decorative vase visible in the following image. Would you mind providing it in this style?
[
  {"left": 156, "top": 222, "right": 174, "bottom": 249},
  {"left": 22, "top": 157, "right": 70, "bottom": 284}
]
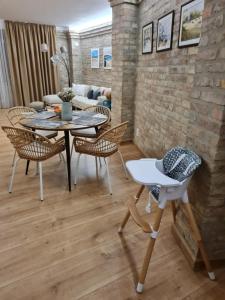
[{"left": 61, "top": 102, "right": 72, "bottom": 121}]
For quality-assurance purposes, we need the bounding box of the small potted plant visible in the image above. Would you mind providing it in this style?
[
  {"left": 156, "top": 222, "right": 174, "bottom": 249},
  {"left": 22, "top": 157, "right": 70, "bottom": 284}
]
[{"left": 57, "top": 89, "right": 75, "bottom": 121}]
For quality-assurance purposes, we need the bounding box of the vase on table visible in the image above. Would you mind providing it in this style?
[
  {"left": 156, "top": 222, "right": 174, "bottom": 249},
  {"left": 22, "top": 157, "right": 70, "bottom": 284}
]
[{"left": 61, "top": 102, "right": 72, "bottom": 121}]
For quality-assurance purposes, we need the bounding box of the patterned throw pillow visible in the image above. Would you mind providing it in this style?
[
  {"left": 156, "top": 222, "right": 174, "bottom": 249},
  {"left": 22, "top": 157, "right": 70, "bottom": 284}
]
[
  {"left": 87, "top": 90, "right": 94, "bottom": 99},
  {"left": 93, "top": 90, "right": 101, "bottom": 100},
  {"left": 149, "top": 147, "right": 201, "bottom": 201}
]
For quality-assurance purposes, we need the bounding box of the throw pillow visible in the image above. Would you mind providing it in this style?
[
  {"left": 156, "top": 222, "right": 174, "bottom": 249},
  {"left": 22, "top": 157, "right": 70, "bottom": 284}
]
[
  {"left": 93, "top": 90, "right": 101, "bottom": 100},
  {"left": 87, "top": 89, "right": 94, "bottom": 99}
]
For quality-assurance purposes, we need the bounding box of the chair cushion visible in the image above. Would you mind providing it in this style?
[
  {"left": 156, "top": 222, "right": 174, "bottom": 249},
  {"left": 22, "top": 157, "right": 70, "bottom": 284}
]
[
  {"left": 70, "top": 127, "right": 97, "bottom": 138},
  {"left": 149, "top": 147, "right": 201, "bottom": 201},
  {"left": 36, "top": 130, "right": 58, "bottom": 139}
]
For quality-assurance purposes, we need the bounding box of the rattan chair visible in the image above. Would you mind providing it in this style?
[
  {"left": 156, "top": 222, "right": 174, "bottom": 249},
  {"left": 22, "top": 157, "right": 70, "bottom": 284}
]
[
  {"left": 7, "top": 106, "right": 58, "bottom": 139},
  {"left": 7, "top": 106, "right": 59, "bottom": 168},
  {"left": 70, "top": 105, "right": 111, "bottom": 139},
  {"left": 73, "top": 121, "right": 128, "bottom": 194},
  {"left": 2, "top": 126, "right": 65, "bottom": 201}
]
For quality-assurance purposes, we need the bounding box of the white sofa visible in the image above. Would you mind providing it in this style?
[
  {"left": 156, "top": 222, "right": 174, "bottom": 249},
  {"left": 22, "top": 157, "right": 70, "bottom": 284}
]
[{"left": 43, "top": 84, "right": 111, "bottom": 110}]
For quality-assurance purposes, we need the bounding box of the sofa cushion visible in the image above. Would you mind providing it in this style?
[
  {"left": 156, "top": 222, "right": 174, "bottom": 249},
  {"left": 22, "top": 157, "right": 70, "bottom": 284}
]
[
  {"left": 71, "top": 95, "right": 99, "bottom": 110},
  {"left": 93, "top": 90, "right": 101, "bottom": 100},
  {"left": 87, "top": 89, "right": 94, "bottom": 99},
  {"left": 72, "top": 84, "right": 91, "bottom": 97},
  {"left": 43, "top": 95, "right": 62, "bottom": 105},
  {"left": 91, "top": 85, "right": 100, "bottom": 92}
]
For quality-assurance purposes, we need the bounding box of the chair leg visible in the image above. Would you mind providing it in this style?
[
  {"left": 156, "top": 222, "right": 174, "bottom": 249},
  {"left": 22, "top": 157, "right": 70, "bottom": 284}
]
[
  {"left": 95, "top": 156, "right": 99, "bottom": 179},
  {"left": 105, "top": 157, "right": 112, "bottom": 195},
  {"left": 118, "top": 185, "right": 145, "bottom": 233},
  {"left": 11, "top": 150, "right": 16, "bottom": 167},
  {"left": 137, "top": 207, "right": 165, "bottom": 293},
  {"left": 9, "top": 158, "right": 20, "bottom": 193},
  {"left": 171, "top": 201, "right": 177, "bottom": 223},
  {"left": 74, "top": 153, "right": 81, "bottom": 185},
  {"left": 38, "top": 162, "right": 44, "bottom": 201},
  {"left": 99, "top": 157, "right": 102, "bottom": 167},
  {"left": 25, "top": 160, "right": 30, "bottom": 175},
  {"left": 118, "top": 150, "right": 128, "bottom": 178},
  {"left": 70, "top": 143, "right": 74, "bottom": 161},
  {"left": 183, "top": 202, "right": 215, "bottom": 280}
]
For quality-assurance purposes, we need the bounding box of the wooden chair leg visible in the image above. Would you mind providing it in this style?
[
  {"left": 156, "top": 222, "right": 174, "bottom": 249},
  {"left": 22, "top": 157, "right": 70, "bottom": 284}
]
[
  {"left": 171, "top": 201, "right": 177, "bottom": 223},
  {"left": 183, "top": 202, "right": 215, "bottom": 280},
  {"left": 118, "top": 185, "right": 145, "bottom": 233},
  {"left": 137, "top": 207, "right": 165, "bottom": 293}
]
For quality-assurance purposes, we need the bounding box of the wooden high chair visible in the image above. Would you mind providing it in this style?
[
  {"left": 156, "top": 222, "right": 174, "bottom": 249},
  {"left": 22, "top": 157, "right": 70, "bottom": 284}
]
[{"left": 119, "top": 147, "right": 215, "bottom": 293}]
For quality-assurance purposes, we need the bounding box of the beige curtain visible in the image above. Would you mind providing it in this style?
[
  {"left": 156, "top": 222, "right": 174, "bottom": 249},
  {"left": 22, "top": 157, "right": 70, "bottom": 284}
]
[{"left": 5, "top": 21, "right": 59, "bottom": 106}]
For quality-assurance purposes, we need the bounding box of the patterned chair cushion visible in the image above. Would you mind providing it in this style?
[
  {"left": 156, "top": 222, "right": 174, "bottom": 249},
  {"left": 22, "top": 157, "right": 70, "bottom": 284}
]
[{"left": 149, "top": 146, "right": 201, "bottom": 200}]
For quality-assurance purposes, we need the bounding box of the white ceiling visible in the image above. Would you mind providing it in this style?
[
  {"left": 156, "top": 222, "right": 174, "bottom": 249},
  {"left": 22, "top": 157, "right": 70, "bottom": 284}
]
[{"left": 0, "top": 0, "right": 112, "bottom": 31}]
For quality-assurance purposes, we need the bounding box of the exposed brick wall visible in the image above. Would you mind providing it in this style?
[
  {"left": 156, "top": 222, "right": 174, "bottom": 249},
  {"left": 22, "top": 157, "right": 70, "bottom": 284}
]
[
  {"left": 79, "top": 29, "right": 112, "bottom": 87},
  {"left": 133, "top": 0, "right": 225, "bottom": 261},
  {"left": 110, "top": 0, "right": 139, "bottom": 140},
  {"left": 56, "top": 26, "right": 112, "bottom": 90}
]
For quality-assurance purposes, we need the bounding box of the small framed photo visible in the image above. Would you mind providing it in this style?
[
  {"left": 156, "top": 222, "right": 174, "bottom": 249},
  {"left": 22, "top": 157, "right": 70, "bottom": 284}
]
[
  {"left": 178, "top": 0, "right": 204, "bottom": 48},
  {"left": 91, "top": 48, "right": 99, "bottom": 68},
  {"left": 142, "top": 22, "right": 153, "bottom": 54},
  {"left": 103, "top": 47, "right": 112, "bottom": 69},
  {"left": 156, "top": 11, "right": 174, "bottom": 52}
]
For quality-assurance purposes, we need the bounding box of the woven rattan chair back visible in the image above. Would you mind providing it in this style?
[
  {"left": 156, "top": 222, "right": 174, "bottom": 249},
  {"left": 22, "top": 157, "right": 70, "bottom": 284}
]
[
  {"left": 2, "top": 126, "right": 63, "bottom": 161},
  {"left": 84, "top": 105, "right": 111, "bottom": 124},
  {"left": 100, "top": 121, "right": 128, "bottom": 144},
  {"left": 74, "top": 121, "right": 128, "bottom": 158},
  {"left": 7, "top": 106, "right": 35, "bottom": 127}
]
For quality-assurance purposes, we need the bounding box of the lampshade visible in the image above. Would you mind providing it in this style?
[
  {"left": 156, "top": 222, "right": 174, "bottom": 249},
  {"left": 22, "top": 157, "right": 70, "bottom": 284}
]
[{"left": 40, "top": 43, "right": 48, "bottom": 52}]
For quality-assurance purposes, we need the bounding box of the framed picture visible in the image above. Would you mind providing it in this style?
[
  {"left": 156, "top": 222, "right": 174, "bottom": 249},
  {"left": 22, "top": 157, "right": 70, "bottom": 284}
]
[
  {"left": 142, "top": 22, "right": 153, "bottom": 54},
  {"left": 178, "top": 0, "right": 204, "bottom": 48},
  {"left": 91, "top": 48, "right": 99, "bottom": 68},
  {"left": 103, "top": 47, "right": 112, "bottom": 69},
  {"left": 156, "top": 11, "right": 174, "bottom": 52}
]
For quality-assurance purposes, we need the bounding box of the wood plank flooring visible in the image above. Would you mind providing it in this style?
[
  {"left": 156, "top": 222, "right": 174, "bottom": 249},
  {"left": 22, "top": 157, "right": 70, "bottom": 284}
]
[{"left": 0, "top": 108, "right": 225, "bottom": 300}]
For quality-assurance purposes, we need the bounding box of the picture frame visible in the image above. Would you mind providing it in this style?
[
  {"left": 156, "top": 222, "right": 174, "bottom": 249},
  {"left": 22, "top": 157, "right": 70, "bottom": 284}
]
[
  {"left": 91, "top": 48, "right": 99, "bottom": 68},
  {"left": 103, "top": 47, "right": 112, "bottom": 69},
  {"left": 178, "top": 0, "right": 204, "bottom": 48},
  {"left": 142, "top": 22, "right": 153, "bottom": 54},
  {"left": 156, "top": 11, "right": 174, "bottom": 52}
]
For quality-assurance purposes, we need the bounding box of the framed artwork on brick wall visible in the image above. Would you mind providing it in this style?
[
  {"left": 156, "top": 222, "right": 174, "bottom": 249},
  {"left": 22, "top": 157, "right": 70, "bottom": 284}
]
[
  {"left": 91, "top": 48, "right": 100, "bottom": 68},
  {"left": 156, "top": 11, "right": 174, "bottom": 52},
  {"left": 142, "top": 22, "right": 153, "bottom": 54},
  {"left": 178, "top": 0, "right": 204, "bottom": 48},
  {"left": 103, "top": 47, "right": 112, "bottom": 69}
]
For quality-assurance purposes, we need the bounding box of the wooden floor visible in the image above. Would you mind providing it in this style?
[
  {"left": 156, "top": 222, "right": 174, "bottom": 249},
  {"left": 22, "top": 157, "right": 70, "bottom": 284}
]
[{"left": 0, "top": 109, "right": 225, "bottom": 300}]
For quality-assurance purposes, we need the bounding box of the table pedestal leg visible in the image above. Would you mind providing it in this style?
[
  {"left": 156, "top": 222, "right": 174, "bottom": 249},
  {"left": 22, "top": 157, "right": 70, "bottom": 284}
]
[{"left": 64, "top": 131, "right": 71, "bottom": 192}]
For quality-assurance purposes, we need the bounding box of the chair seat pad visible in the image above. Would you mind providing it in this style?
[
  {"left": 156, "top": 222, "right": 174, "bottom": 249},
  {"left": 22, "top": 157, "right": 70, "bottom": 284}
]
[
  {"left": 36, "top": 130, "right": 58, "bottom": 139},
  {"left": 70, "top": 127, "right": 97, "bottom": 138}
]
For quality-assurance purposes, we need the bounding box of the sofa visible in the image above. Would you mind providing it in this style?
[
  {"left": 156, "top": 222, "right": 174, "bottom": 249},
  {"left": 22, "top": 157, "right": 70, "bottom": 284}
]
[{"left": 43, "top": 84, "right": 111, "bottom": 110}]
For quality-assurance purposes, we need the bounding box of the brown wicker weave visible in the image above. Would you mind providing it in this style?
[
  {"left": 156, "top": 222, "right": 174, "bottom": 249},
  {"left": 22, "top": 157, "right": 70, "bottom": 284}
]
[
  {"left": 70, "top": 105, "right": 111, "bottom": 139},
  {"left": 7, "top": 106, "right": 58, "bottom": 139},
  {"left": 2, "top": 126, "right": 65, "bottom": 162},
  {"left": 73, "top": 121, "right": 128, "bottom": 158}
]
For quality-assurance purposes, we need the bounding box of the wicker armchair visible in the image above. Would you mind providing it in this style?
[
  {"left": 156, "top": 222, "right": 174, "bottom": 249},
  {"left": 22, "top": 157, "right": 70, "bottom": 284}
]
[
  {"left": 70, "top": 105, "right": 111, "bottom": 139},
  {"left": 7, "top": 106, "right": 59, "bottom": 168},
  {"left": 2, "top": 126, "right": 65, "bottom": 201},
  {"left": 7, "top": 106, "right": 58, "bottom": 139},
  {"left": 73, "top": 121, "right": 128, "bottom": 194}
]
